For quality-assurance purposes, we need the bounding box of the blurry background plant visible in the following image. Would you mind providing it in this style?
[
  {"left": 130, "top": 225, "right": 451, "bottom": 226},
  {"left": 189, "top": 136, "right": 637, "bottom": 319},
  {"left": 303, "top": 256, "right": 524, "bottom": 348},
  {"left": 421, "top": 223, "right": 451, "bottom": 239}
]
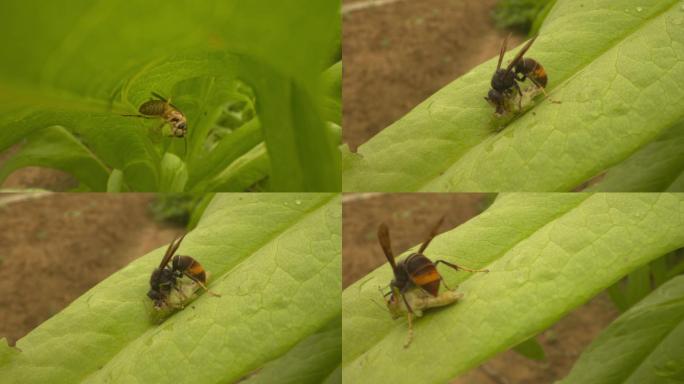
[
  {"left": 0, "top": 0, "right": 341, "bottom": 192},
  {"left": 492, "top": 0, "right": 556, "bottom": 34}
]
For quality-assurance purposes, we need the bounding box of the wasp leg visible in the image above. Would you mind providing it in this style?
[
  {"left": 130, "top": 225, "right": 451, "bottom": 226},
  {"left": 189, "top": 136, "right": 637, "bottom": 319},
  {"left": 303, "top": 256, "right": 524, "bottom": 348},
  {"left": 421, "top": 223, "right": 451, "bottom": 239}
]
[
  {"left": 398, "top": 285, "right": 415, "bottom": 314},
  {"left": 528, "top": 78, "right": 561, "bottom": 104},
  {"left": 182, "top": 272, "right": 221, "bottom": 297},
  {"left": 513, "top": 81, "right": 523, "bottom": 111},
  {"left": 404, "top": 311, "right": 414, "bottom": 348},
  {"left": 434, "top": 259, "right": 489, "bottom": 274}
]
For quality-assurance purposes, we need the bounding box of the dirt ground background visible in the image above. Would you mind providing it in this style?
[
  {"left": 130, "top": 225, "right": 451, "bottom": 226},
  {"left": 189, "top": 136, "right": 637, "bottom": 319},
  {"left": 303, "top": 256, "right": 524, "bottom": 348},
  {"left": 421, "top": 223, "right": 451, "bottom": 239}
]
[
  {"left": 0, "top": 193, "right": 184, "bottom": 345},
  {"left": 342, "top": 0, "right": 524, "bottom": 151},
  {"left": 343, "top": 193, "right": 620, "bottom": 384}
]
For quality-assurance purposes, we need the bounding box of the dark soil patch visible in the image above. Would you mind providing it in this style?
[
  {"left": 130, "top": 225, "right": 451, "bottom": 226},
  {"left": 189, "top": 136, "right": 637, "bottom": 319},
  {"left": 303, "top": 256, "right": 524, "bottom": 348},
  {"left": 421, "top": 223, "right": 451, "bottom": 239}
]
[{"left": 0, "top": 193, "right": 184, "bottom": 345}]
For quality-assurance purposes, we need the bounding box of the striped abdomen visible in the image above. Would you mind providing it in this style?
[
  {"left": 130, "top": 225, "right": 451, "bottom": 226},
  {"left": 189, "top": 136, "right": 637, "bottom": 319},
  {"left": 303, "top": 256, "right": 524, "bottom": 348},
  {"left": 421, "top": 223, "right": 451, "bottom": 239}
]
[
  {"left": 172, "top": 255, "right": 207, "bottom": 283},
  {"left": 516, "top": 58, "right": 547, "bottom": 88},
  {"left": 404, "top": 253, "right": 441, "bottom": 297},
  {"left": 138, "top": 100, "right": 168, "bottom": 116}
]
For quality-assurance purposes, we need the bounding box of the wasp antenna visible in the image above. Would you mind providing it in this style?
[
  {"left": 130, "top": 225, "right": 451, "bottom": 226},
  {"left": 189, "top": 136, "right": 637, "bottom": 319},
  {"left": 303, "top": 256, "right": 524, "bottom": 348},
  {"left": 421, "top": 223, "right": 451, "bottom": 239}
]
[
  {"left": 122, "top": 114, "right": 153, "bottom": 119},
  {"left": 151, "top": 91, "right": 168, "bottom": 102}
]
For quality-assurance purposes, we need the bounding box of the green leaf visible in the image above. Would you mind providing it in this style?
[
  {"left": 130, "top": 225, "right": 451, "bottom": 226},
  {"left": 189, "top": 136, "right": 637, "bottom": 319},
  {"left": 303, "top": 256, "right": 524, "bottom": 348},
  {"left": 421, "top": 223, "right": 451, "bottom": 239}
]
[
  {"left": 342, "top": 0, "right": 684, "bottom": 192},
  {"left": 321, "top": 62, "right": 342, "bottom": 125},
  {"left": 158, "top": 153, "right": 188, "bottom": 193},
  {"left": 0, "top": 193, "right": 341, "bottom": 383},
  {"left": 187, "top": 118, "right": 263, "bottom": 191},
  {"left": 0, "top": 125, "right": 109, "bottom": 191},
  {"left": 203, "top": 143, "right": 271, "bottom": 192},
  {"left": 0, "top": 0, "right": 340, "bottom": 192},
  {"left": 342, "top": 194, "right": 684, "bottom": 383},
  {"left": 241, "top": 317, "right": 341, "bottom": 384},
  {"left": 561, "top": 275, "right": 684, "bottom": 384},
  {"left": 513, "top": 337, "right": 546, "bottom": 361},
  {"left": 588, "top": 120, "right": 684, "bottom": 192},
  {"left": 106, "top": 169, "right": 124, "bottom": 192}
]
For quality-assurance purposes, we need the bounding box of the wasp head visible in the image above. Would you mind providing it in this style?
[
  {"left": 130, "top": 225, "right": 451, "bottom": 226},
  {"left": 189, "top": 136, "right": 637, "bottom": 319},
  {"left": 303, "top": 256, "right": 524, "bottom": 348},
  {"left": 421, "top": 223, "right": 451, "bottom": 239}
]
[{"left": 485, "top": 89, "right": 506, "bottom": 115}]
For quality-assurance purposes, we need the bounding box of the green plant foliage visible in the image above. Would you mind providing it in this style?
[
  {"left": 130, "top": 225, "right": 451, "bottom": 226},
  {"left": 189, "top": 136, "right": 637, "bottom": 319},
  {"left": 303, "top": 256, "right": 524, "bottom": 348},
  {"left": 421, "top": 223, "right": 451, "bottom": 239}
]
[
  {"left": 0, "top": 193, "right": 341, "bottom": 383},
  {"left": 607, "top": 250, "right": 684, "bottom": 311},
  {"left": 512, "top": 337, "right": 546, "bottom": 361},
  {"left": 149, "top": 193, "right": 202, "bottom": 226},
  {"left": 493, "top": 0, "right": 555, "bottom": 32},
  {"left": 0, "top": 1, "right": 341, "bottom": 192},
  {"left": 241, "top": 317, "right": 341, "bottom": 384},
  {"left": 588, "top": 120, "right": 684, "bottom": 192},
  {"left": 561, "top": 275, "right": 684, "bottom": 383},
  {"left": 342, "top": 0, "right": 684, "bottom": 192},
  {"left": 342, "top": 193, "right": 684, "bottom": 384}
]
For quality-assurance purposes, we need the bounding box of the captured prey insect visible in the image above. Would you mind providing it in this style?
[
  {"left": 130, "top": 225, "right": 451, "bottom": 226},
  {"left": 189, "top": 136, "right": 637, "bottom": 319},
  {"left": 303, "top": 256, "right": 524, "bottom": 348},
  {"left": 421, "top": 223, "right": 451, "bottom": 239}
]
[
  {"left": 147, "top": 234, "right": 220, "bottom": 311},
  {"left": 378, "top": 217, "right": 489, "bottom": 347},
  {"left": 123, "top": 92, "right": 188, "bottom": 152},
  {"left": 485, "top": 35, "right": 559, "bottom": 116}
]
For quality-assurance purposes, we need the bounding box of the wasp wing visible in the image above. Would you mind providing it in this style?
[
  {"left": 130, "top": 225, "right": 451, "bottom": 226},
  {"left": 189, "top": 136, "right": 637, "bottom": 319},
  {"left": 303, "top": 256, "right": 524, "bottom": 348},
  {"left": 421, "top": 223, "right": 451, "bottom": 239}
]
[
  {"left": 496, "top": 33, "right": 510, "bottom": 71},
  {"left": 151, "top": 91, "right": 181, "bottom": 111},
  {"left": 159, "top": 234, "right": 186, "bottom": 269},
  {"left": 418, "top": 216, "right": 445, "bottom": 254},
  {"left": 505, "top": 35, "right": 537, "bottom": 73},
  {"left": 378, "top": 223, "right": 399, "bottom": 274}
]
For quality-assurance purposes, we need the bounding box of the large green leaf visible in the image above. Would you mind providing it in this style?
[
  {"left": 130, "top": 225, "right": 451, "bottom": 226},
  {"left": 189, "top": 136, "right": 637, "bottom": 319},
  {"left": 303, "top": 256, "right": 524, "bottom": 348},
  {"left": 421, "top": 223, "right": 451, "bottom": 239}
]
[
  {"left": 342, "top": 0, "right": 684, "bottom": 192},
  {"left": 588, "top": 120, "right": 684, "bottom": 192},
  {"left": 0, "top": 0, "right": 340, "bottom": 192},
  {"left": 0, "top": 193, "right": 341, "bottom": 383},
  {"left": 342, "top": 193, "right": 684, "bottom": 383},
  {"left": 241, "top": 317, "right": 341, "bottom": 384},
  {"left": 562, "top": 275, "right": 684, "bottom": 383}
]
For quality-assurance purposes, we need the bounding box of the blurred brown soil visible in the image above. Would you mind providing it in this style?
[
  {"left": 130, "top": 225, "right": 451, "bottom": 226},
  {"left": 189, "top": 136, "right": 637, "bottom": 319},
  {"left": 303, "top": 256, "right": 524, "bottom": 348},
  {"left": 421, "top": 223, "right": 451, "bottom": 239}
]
[
  {"left": 0, "top": 145, "right": 78, "bottom": 191},
  {"left": 343, "top": 193, "right": 620, "bottom": 384},
  {"left": 0, "top": 193, "right": 184, "bottom": 345}
]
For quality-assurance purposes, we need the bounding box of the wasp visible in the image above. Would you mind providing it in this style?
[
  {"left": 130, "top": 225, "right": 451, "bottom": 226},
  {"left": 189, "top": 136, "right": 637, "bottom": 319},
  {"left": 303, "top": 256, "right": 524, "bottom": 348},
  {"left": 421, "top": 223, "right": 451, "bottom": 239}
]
[
  {"left": 123, "top": 92, "right": 188, "bottom": 151},
  {"left": 485, "top": 35, "right": 558, "bottom": 116},
  {"left": 378, "top": 217, "right": 489, "bottom": 347},
  {"left": 147, "top": 234, "right": 220, "bottom": 310}
]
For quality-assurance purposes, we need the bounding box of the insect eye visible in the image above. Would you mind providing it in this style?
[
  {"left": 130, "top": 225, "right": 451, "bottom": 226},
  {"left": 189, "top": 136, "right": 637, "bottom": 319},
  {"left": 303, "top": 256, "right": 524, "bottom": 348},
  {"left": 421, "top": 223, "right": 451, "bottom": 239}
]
[
  {"left": 178, "top": 123, "right": 186, "bottom": 130},
  {"left": 487, "top": 89, "right": 502, "bottom": 103}
]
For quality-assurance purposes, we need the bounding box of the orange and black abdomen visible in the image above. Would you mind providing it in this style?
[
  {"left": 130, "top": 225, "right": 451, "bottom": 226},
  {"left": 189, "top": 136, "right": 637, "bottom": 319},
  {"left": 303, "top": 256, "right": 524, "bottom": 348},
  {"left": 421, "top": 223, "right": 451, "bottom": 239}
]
[
  {"left": 516, "top": 58, "right": 547, "bottom": 88},
  {"left": 138, "top": 100, "right": 167, "bottom": 116},
  {"left": 172, "top": 255, "right": 207, "bottom": 283},
  {"left": 404, "top": 253, "right": 441, "bottom": 297}
]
